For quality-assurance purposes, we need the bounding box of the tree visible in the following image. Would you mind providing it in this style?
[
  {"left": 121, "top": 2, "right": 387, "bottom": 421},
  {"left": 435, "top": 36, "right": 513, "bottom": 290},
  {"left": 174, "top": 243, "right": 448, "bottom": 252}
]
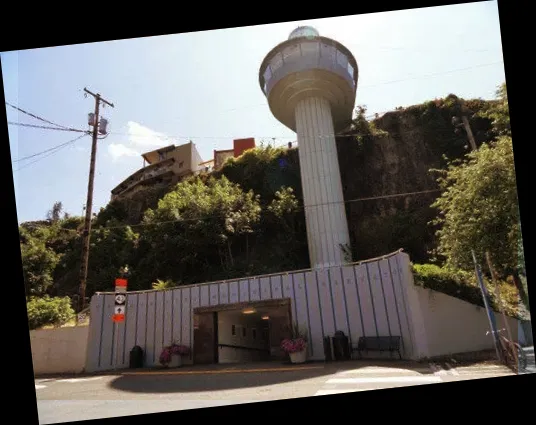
[
  {"left": 19, "top": 225, "right": 60, "bottom": 296},
  {"left": 263, "top": 186, "right": 308, "bottom": 268},
  {"left": 47, "top": 201, "right": 64, "bottom": 223},
  {"left": 430, "top": 135, "right": 527, "bottom": 305},
  {"left": 478, "top": 82, "right": 510, "bottom": 138},
  {"left": 140, "top": 175, "right": 262, "bottom": 283},
  {"left": 26, "top": 295, "right": 74, "bottom": 329}
]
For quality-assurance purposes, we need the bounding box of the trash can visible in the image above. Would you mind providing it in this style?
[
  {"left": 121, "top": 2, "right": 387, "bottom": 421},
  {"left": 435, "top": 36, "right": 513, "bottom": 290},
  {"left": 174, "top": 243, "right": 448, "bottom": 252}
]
[
  {"left": 323, "top": 336, "right": 333, "bottom": 362},
  {"left": 331, "top": 331, "right": 350, "bottom": 361},
  {"left": 129, "top": 345, "right": 144, "bottom": 369}
]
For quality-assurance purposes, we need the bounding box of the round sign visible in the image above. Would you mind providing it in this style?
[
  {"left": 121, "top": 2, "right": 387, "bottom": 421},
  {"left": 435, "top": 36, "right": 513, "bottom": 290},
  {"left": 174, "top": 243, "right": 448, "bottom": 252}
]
[{"left": 115, "top": 294, "right": 126, "bottom": 304}]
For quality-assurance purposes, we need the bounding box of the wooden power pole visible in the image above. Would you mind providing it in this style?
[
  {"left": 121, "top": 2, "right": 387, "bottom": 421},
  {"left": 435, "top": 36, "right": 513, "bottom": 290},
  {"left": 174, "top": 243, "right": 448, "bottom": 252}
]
[
  {"left": 461, "top": 114, "right": 477, "bottom": 151},
  {"left": 78, "top": 88, "right": 114, "bottom": 314},
  {"left": 453, "top": 99, "right": 477, "bottom": 151}
]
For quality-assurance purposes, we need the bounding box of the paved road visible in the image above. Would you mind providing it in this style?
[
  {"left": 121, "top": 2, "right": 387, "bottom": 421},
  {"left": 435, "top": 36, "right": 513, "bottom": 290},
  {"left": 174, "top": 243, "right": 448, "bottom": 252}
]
[
  {"left": 35, "top": 360, "right": 526, "bottom": 424},
  {"left": 520, "top": 346, "right": 535, "bottom": 374}
]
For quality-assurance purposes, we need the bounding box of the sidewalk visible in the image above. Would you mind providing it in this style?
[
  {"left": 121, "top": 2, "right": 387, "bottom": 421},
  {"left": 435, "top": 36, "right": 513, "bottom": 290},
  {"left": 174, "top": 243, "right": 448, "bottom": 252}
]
[{"left": 34, "top": 358, "right": 432, "bottom": 380}]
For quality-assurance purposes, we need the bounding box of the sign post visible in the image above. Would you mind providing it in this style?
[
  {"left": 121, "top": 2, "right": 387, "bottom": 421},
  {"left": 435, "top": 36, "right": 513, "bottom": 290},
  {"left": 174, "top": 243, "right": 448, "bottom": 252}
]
[
  {"left": 113, "top": 276, "right": 128, "bottom": 369},
  {"left": 472, "top": 250, "right": 501, "bottom": 361}
]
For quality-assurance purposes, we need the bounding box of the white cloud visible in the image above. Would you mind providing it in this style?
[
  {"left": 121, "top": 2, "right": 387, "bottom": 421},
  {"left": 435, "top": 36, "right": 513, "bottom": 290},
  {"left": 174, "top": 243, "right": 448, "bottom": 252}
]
[
  {"left": 126, "top": 121, "right": 173, "bottom": 148},
  {"left": 108, "top": 143, "right": 140, "bottom": 160},
  {"left": 107, "top": 121, "right": 173, "bottom": 160}
]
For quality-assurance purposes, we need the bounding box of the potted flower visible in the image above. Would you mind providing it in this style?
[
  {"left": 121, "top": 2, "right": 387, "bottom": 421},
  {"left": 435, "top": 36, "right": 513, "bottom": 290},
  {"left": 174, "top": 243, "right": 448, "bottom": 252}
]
[
  {"left": 159, "top": 342, "right": 190, "bottom": 368},
  {"left": 280, "top": 323, "right": 308, "bottom": 364}
]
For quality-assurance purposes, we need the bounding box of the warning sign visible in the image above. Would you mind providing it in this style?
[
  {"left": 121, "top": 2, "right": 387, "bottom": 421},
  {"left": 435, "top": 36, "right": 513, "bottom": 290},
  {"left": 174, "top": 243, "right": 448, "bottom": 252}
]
[
  {"left": 115, "top": 278, "right": 128, "bottom": 288},
  {"left": 112, "top": 277, "right": 128, "bottom": 322},
  {"left": 112, "top": 314, "right": 125, "bottom": 323},
  {"left": 115, "top": 293, "right": 126, "bottom": 305},
  {"left": 113, "top": 305, "right": 126, "bottom": 323}
]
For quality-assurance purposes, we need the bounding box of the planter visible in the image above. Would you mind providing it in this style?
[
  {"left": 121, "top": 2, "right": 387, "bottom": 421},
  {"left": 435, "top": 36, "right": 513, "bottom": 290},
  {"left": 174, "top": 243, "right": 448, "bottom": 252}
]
[
  {"left": 289, "top": 349, "right": 307, "bottom": 364},
  {"left": 167, "top": 355, "right": 182, "bottom": 368}
]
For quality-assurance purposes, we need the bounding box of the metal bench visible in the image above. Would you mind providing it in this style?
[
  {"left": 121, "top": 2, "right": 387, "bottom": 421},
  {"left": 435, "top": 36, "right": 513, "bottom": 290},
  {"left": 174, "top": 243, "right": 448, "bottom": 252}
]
[{"left": 354, "top": 336, "right": 402, "bottom": 359}]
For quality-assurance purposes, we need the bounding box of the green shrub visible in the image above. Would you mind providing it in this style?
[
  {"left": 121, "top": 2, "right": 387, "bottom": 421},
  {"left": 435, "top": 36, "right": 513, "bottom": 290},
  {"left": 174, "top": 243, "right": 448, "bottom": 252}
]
[
  {"left": 26, "top": 296, "right": 75, "bottom": 330},
  {"left": 412, "top": 263, "right": 521, "bottom": 319}
]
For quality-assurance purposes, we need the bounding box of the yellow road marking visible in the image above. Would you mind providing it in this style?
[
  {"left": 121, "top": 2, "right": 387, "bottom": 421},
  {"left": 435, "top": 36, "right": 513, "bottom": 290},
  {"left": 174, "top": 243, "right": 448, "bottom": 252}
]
[{"left": 121, "top": 365, "right": 324, "bottom": 376}]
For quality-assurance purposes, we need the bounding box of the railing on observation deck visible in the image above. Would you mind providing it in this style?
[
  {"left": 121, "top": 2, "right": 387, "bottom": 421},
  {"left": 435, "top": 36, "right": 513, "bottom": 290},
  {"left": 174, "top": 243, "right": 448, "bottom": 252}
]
[{"left": 260, "top": 39, "right": 357, "bottom": 95}]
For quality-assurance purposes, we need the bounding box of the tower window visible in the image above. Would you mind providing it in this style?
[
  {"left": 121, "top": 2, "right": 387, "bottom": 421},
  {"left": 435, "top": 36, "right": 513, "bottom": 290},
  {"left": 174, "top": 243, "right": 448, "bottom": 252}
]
[{"left": 337, "top": 50, "right": 348, "bottom": 69}]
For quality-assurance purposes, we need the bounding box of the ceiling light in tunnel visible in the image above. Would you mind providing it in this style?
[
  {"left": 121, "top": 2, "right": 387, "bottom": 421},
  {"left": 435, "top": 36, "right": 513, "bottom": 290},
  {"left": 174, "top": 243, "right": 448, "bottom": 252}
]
[
  {"left": 242, "top": 308, "right": 256, "bottom": 314},
  {"left": 262, "top": 315, "right": 270, "bottom": 320}
]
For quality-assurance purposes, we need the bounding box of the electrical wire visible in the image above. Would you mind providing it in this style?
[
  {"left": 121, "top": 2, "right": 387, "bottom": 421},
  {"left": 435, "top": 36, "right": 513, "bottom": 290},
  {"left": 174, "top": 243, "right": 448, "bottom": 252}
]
[
  {"left": 13, "top": 133, "right": 89, "bottom": 171},
  {"left": 107, "top": 61, "right": 503, "bottom": 137},
  {"left": 104, "top": 122, "right": 478, "bottom": 145},
  {"left": 8, "top": 121, "right": 89, "bottom": 133},
  {"left": 50, "top": 187, "right": 443, "bottom": 236},
  {"left": 13, "top": 133, "right": 91, "bottom": 163},
  {"left": 358, "top": 61, "right": 504, "bottom": 89},
  {"left": 5, "top": 101, "right": 85, "bottom": 132}
]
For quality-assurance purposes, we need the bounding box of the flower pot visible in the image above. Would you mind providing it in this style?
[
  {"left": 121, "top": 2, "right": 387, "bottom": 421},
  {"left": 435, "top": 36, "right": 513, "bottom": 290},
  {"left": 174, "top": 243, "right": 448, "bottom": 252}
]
[
  {"left": 168, "top": 355, "right": 182, "bottom": 368},
  {"left": 289, "top": 349, "right": 307, "bottom": 364}
]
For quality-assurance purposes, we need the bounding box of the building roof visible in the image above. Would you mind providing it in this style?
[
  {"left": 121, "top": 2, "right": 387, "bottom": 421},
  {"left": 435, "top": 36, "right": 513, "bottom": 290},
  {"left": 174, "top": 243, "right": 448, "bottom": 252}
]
[{"left": 141, "top": 144, "right": 177, "bottom": 164}]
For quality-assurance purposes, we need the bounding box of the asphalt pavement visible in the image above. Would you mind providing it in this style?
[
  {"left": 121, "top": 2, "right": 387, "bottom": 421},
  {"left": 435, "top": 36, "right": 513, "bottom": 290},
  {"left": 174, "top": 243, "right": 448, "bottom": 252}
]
[
  {"left": 520, "top": 346, "right": 535, "bottom": 374},
  {"left": 35, "top": 358, "right": 528, "bottom": 424}
]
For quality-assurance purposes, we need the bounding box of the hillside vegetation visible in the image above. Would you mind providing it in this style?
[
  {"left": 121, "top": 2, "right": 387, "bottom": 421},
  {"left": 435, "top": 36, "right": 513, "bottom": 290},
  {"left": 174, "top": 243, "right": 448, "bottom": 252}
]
[{"left": 21, "top": 82, "right": 529, "bottom": 327}]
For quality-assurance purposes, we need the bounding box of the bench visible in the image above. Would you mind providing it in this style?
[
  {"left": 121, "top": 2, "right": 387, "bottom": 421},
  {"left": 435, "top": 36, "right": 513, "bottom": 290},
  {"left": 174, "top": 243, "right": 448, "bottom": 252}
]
[{"left": 354, "top": 336, "right": 402, "bottom": 359}]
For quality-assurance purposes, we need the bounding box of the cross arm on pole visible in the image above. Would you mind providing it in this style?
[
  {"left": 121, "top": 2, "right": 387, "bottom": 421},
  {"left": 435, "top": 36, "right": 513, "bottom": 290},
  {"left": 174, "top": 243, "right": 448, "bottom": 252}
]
[{"left": 83, "top": 87, "right": 115, "bottom": 108}]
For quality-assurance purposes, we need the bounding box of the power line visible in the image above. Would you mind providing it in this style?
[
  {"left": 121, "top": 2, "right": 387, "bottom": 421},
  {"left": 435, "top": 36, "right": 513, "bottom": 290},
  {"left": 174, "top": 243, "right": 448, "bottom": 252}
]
[
  {"left": 5, "top": 101, "right": 84, "bottom": 132},
  {"left": 13, "top": 133, "right": 88, "bottom": 171},
  {"left": 359, "top": 61, "right": 504, "bottom": 89},
  {"left": 104, "top": 123, "right": 477, "bottom": 148},
  {"left": 109, "top": 62, "right": 503, "bottom": 136},
  {"left": 13, "top": 133, "right": 90, "bottom": 163},
  {"left": 51, "top": 187, "right": 443, "bottom": 235},
  {"left": 7, "top": 62, "right": 502, "bottom": 146},
  {"left": 8, "top": 121, "right": 89, "bottom": 133}
]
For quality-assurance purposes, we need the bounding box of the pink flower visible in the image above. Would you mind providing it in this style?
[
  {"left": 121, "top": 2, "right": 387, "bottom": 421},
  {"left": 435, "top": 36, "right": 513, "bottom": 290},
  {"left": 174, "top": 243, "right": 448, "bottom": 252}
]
[
  {"left": 159, "top": 343, "right": 190, "bottom": 366},
  {"left": 281, "top": 337, "right": 306, "bottom": 353}
]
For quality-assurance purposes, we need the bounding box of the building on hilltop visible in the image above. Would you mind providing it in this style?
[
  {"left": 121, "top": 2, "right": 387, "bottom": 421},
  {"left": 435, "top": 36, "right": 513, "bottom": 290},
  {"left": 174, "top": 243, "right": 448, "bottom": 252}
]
[
  {"left": 110, "top": 141, "right": 204, "bottom": 201},
  {"left": 213, "top": 138, "right": 256, "bottom": 171}
]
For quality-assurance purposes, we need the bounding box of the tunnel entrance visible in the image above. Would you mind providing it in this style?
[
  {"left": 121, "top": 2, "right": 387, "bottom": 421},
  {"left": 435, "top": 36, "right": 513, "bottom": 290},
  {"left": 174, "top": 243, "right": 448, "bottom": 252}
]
[{"left": 193, "top": 299, "right": 293, "bottom": 365}]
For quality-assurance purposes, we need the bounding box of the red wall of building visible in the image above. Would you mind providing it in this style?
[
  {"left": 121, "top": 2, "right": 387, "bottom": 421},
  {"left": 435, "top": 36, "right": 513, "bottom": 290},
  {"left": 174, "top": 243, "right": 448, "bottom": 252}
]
[{"left": 233, "top": 138, "right": 255, "bottom": 157}]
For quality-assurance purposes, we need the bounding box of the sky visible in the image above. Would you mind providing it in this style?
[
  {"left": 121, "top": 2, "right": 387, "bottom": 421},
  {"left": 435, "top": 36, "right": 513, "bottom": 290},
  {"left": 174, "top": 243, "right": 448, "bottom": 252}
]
[{"left": 2, "top": 1, "right": 506, "bottom": 224}]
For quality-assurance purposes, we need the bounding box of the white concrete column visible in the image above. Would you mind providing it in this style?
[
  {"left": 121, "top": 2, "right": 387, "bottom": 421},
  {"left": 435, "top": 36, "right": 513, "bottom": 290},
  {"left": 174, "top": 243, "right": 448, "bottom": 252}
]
[{"left": 294, "top": 96, "right": 351, "bottom": 269}]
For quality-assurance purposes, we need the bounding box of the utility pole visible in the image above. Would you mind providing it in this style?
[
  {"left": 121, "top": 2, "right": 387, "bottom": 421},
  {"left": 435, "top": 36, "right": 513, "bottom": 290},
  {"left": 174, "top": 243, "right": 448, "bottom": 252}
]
[
  {"left": 78, "top": 88, "right": 114, "bottom": 315},
  {"left": 461, "top": 113, "right": 477, "bottom": 151},
  {"left": 452, "top": 99, "right": 477, "bottom": 151}
]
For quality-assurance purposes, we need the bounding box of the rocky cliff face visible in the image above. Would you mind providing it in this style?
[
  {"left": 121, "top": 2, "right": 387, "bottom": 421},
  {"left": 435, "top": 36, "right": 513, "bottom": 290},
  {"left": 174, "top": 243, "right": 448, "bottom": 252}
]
[
  {"left": 96, "top": 96, "right": 496, "bottom": 267},
  {"left": 336, "top": 97, "right": 494, "bottom": 263}
]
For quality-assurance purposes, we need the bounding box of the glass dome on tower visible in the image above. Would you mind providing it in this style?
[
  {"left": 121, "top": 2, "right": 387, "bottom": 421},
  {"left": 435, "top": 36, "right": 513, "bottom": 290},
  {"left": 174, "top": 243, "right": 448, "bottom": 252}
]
[{"left": 288, "top": 26, "right": 320, "bottom": 39}]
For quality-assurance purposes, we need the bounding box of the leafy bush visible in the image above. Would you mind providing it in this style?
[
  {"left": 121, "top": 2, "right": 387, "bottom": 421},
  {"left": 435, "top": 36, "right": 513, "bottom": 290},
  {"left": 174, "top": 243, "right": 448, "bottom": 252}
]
[
  {"left": 26, "top": 296, "right": 75, "bottom": 330},
  {"left": 412, "top": 263, "right": 522, "bottom": 319},
  {"left": 152, "top": 279, "right": 177, "bottom": 290}
]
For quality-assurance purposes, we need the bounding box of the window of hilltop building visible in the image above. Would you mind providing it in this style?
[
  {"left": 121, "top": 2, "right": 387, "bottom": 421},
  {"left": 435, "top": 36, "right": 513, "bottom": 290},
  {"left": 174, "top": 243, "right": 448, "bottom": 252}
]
[
  {"left": 282, "top": 44, "right": 300, "bottom": 65},
  {"left": 263, "top": 66, "right": 272, "bottom": 84},
  {"left": 347, "top": 62, "right": 354, "bottom": 80},
  {"left": 271, "top": 52, "right": 283, "bottom": 73},
  {"left": 300, "top": 41, "right": 319, "bottom": 58},
  {"left": 320, "top": 43, "right": 336, "bottom": 66},
  {"left": 158, "top": 151, "right": 166, "bottom": 161},
  {"left": 179, "top": 161, "right": 184, "bottom": 168},
  {"left": 337, "top": 49, "right": 348, "bottom": 69}
]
